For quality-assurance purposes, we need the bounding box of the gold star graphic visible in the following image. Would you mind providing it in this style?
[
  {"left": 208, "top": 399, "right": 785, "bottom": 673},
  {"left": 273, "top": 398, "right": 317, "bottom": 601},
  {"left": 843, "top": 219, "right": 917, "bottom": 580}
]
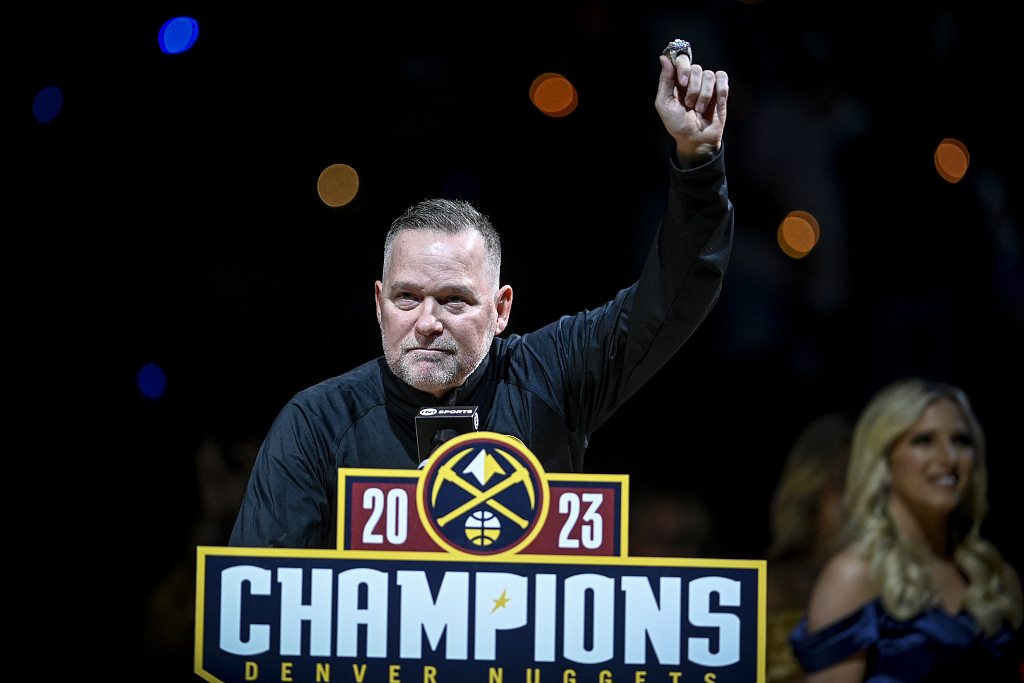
[{"left": 491, "top": 588, "right": 511, "bottom": 614}]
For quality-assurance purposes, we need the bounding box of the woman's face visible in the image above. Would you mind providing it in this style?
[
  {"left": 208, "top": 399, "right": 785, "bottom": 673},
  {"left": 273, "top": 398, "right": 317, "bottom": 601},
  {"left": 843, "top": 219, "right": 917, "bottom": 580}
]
[{"left": 888, "top": 398, "right": 975, "bottom": 521}]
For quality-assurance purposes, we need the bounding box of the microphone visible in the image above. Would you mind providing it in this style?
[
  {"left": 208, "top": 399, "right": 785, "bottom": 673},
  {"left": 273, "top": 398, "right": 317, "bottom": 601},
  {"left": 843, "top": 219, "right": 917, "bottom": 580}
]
[{"left": 415, "top": 406, "right": 479, "bottom": 463}]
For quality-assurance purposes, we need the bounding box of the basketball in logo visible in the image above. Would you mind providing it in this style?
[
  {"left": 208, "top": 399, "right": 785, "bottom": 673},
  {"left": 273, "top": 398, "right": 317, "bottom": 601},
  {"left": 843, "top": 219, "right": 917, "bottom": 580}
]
[
  {"left": 417, "top": 432, "right": 550, "bottom": 556},
  {"left": 465, "top": 510, "right": 501, "bottom": 546}
]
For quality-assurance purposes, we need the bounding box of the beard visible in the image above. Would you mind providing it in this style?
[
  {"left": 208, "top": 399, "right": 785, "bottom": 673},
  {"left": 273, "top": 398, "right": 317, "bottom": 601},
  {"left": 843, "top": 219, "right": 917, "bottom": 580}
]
[{"left": 382, "top": 319, "right": 495, "bottom": 396}]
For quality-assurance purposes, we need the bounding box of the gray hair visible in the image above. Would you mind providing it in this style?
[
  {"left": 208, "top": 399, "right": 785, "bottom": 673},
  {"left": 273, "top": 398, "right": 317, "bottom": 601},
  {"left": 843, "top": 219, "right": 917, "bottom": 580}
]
[{"left": 383, "top": 199, "right": 501, "bottom": 288}]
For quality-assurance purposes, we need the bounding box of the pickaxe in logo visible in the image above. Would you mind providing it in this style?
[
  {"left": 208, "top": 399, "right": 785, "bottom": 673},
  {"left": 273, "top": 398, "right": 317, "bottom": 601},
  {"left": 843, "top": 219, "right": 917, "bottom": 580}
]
[{"left": 431, "top": 447, "right": 536, "bottom": 529}]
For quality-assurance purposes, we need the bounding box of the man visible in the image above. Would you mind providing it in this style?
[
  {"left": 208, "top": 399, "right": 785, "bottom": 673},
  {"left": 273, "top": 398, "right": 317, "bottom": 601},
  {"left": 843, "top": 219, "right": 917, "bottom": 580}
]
[{"left": 230, "top": 46, "right": 732, "bottom": 549}]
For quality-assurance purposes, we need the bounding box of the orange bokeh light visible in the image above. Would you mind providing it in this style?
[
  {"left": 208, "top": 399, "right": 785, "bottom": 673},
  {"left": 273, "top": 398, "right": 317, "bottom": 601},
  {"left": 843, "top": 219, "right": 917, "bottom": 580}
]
[
  {"left": 777, "top": 211, "right": 820, "bottom": 259},
  {"left": 934, "top": 138, "right": 969, "bottom": 183},
  {"left": 317, "top": 163, "right": 360, "bottom": 207},
  {"left": 530, "top": 73, "right": 578, "bottom": 117}
]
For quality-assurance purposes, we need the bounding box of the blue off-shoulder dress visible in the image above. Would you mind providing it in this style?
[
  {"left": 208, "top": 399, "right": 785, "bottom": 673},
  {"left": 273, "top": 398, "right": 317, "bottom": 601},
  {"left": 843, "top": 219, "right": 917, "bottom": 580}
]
[{"left": 790, "top": 600, "right": 1021, "bottom": 682}]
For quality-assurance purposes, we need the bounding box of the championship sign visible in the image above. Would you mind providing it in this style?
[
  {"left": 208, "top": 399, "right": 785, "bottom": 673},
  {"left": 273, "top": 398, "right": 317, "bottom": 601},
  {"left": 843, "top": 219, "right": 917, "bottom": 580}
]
[{"left": 196, "top": 433, "right": 766, "bottom": 682}]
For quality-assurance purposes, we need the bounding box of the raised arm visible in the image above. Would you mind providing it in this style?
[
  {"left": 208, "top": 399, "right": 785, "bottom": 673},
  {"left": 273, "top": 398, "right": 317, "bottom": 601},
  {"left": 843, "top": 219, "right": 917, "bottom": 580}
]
[{"left": 521, "top": 43, "right": 734, "bottom": 453}]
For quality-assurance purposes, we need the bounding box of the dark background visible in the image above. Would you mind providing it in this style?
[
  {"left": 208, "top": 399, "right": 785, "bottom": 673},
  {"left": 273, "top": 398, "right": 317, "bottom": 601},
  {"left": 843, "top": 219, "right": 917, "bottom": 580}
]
[{"left": 15, "top": 1, "right": 1020, "bottom": 677}]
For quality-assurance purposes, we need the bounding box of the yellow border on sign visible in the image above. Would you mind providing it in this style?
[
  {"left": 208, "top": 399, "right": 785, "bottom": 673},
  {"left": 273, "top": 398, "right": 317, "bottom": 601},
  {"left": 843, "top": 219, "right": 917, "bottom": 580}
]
[
  {"left": 194, "top": 548, "right": 221, "bottom": 683},
  {"left": 758, "top": 551, "right": 767, "bottom": 680},
  {"left": 195, "top": 545, "right": 768, "bottom": 572},
  {"left": 194, "top": 544, "right": 767, "bottom": 683},
  {"left": 416, "top": 432, "right": 552, "bottom": 558},
  {"left": 195, "top": 545, "right": 766, "bottom": 572}
]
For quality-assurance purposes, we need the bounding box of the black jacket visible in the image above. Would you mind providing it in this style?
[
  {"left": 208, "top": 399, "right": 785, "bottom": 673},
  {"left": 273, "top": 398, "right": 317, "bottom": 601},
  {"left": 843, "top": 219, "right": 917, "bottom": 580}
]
[{"left": 230, "top": 147, "right": 733, "bottom": 549}]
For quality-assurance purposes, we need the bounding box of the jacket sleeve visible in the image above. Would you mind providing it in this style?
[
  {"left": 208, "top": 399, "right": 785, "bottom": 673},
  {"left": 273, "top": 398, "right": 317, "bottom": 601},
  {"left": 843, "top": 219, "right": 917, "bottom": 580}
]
[
  {"left": 516, "top": 144, "right": 733, "bottom": 448},
  {"left": 228, "top": 398, "right": 337, "bottom": 549}
]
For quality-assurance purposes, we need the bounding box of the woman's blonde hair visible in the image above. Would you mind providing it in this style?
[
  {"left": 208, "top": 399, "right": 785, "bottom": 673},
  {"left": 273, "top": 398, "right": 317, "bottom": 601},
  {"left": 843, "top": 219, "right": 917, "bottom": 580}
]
[
  {"left": 768, "top": 414, "right": 851, "bottom": 562},
  {"left": 844, "top": 377, "right": 1022, "bottom": 635}
]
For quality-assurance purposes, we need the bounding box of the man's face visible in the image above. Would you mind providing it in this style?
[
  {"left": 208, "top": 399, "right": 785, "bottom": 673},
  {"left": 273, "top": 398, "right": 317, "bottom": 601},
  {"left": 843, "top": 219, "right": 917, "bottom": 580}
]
[{"left": 375, "top": 229, "right": 512, "bottom": 398}]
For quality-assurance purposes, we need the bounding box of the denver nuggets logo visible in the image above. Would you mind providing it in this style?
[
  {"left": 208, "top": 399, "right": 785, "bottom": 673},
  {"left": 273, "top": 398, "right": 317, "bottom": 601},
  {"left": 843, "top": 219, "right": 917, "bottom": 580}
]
[{"left": 417, "top": 432, "right": 550, "bottom": 556}]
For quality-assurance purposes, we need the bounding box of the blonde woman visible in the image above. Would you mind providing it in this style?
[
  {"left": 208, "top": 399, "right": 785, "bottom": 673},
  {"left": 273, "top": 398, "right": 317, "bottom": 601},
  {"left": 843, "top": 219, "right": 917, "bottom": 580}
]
[
  {"left": 791, "top": 378, "right": 1022, "bottom": 682},
  {"left": 766, "top": 414, "right": 852, "bottom": 683}
]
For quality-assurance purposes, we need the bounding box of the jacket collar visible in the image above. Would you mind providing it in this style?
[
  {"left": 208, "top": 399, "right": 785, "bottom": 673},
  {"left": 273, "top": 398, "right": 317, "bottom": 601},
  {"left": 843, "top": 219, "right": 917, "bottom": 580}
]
[{"left": 379, "top": 354, "right": 493, "bottom": 462}]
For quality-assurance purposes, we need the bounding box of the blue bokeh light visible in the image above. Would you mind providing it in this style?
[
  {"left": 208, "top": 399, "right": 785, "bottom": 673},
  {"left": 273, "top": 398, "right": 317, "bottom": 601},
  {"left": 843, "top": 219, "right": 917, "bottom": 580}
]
[
  {"left": 137, "top": 363, "right": 168, "bottom": 400},
  {"left": 158, "top": 17, "right": 199, "bottom": 54},
  {"left": 33, "top": 86, "right": 64, "bottom": 124}
]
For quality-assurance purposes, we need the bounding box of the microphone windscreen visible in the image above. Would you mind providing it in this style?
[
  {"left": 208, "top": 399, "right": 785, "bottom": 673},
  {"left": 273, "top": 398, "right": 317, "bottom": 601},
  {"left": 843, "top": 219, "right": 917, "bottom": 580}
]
[{"left": 415, "top": 406, "right": 479, "bottom": 462}]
